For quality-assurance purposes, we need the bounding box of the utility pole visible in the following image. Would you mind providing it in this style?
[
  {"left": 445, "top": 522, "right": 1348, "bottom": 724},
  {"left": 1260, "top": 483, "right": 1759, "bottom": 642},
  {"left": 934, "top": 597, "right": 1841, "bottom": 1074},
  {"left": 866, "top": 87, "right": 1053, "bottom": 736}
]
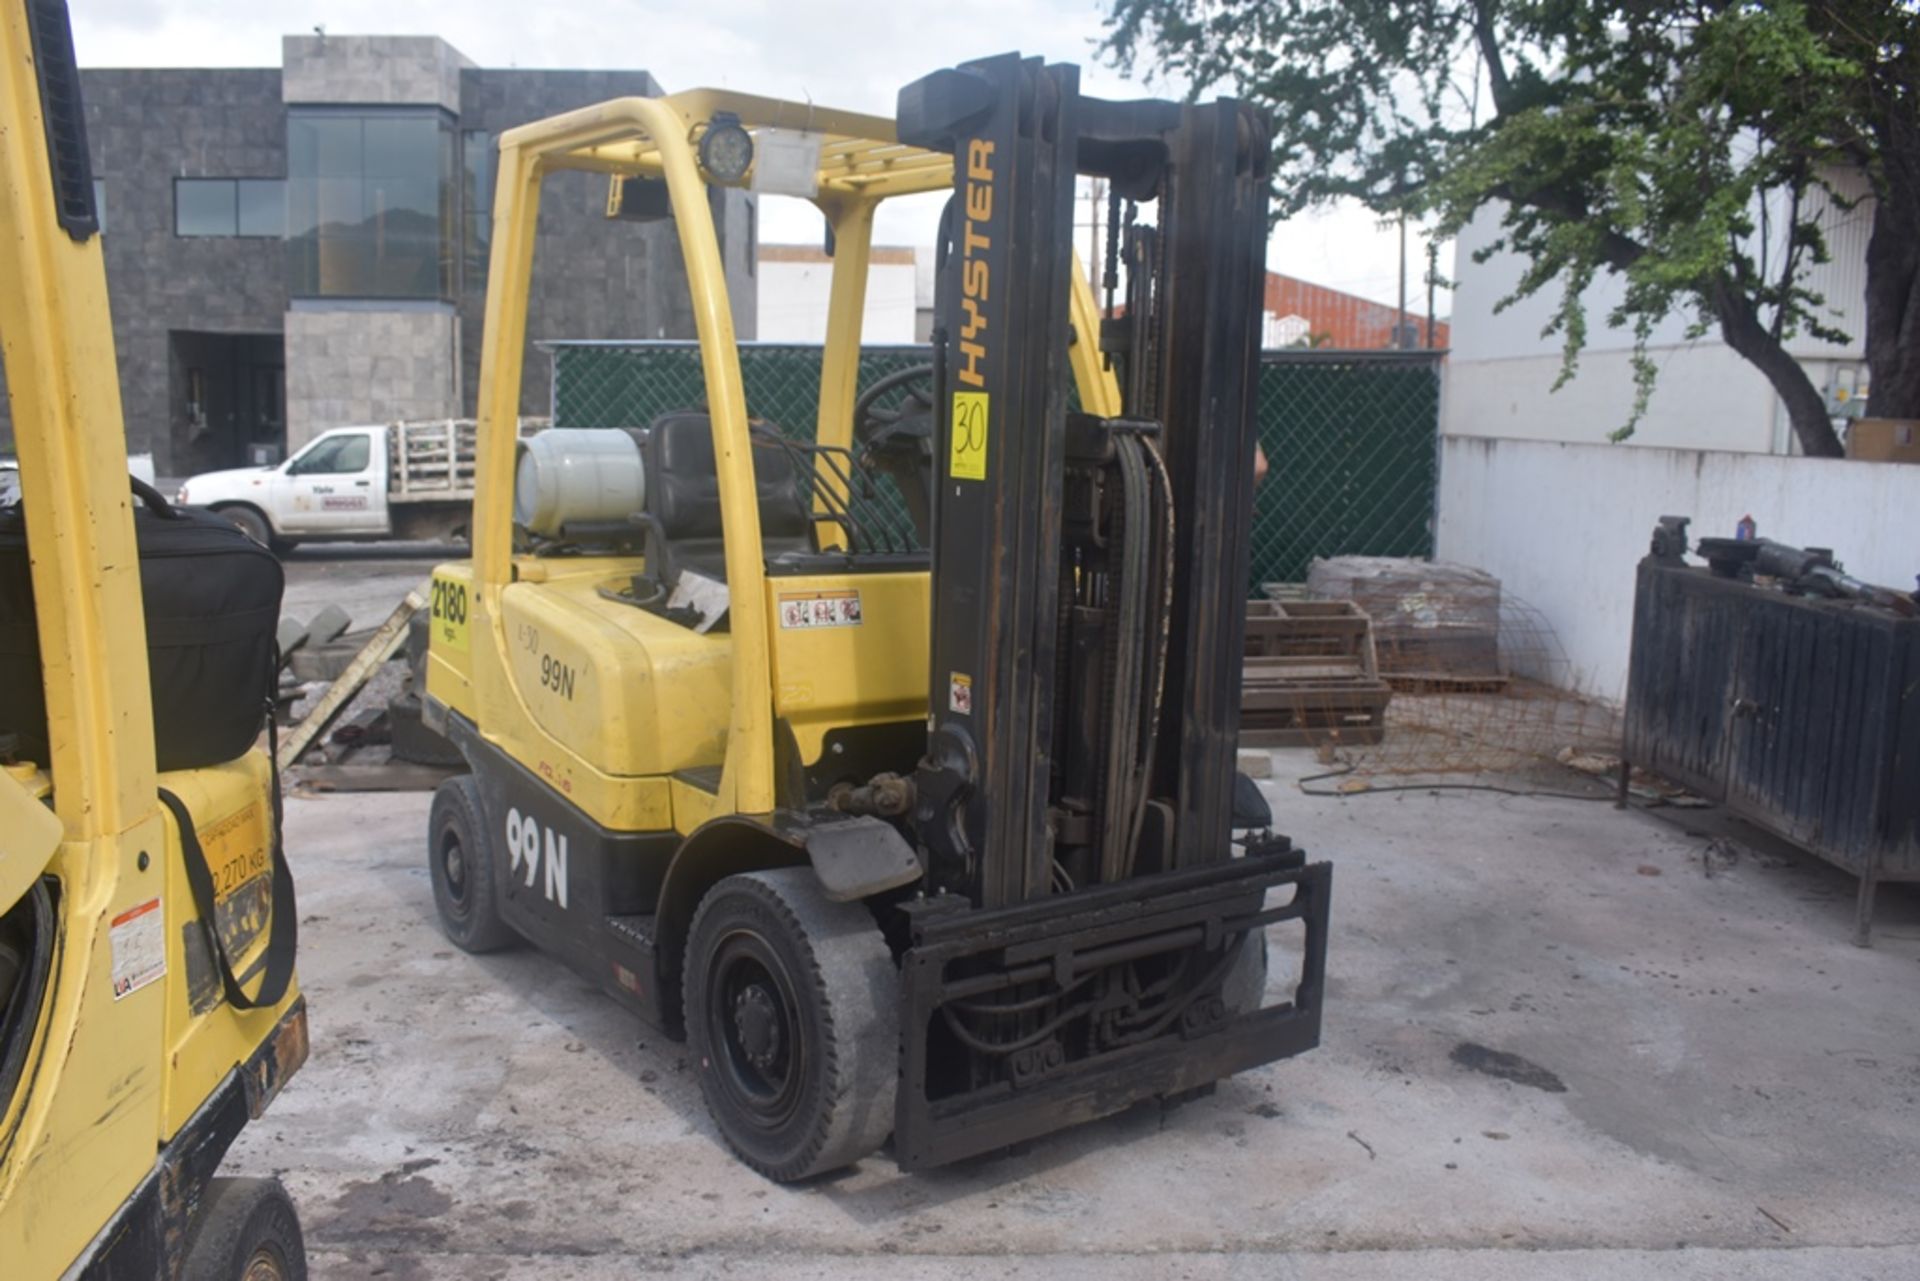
[
  {"left": 1426, "top": 239, "right": 1438, "bottom": 349},
  {"left": 1396, "top": 213, "right": 1409, "bottom": 349}
]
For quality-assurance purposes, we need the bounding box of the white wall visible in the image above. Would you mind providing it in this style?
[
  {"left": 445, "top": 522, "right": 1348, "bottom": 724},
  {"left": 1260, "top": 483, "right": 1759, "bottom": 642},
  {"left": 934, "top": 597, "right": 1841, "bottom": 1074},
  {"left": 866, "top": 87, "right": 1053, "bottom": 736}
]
[
  {"left": 1447, "top": 343, "right": 1791, "bottom": 453},
  {"left": 1436, "top": 435, "right": 1920, "bottom": 702},
  {"left": 755, "top": 259, "right": 918, "bottom": 343},
  {"left": 1447, "top": 180, "right": 1873, "bottom": 454}
]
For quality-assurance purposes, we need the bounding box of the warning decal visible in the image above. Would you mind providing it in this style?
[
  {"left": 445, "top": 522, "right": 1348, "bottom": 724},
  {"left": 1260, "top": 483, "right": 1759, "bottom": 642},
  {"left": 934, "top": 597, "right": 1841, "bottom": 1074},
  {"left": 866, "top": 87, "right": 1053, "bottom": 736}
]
[
  {"left": 110, "top": 897, "right": 166, "bottom": 999},
  {"left": 950, "top": 392, "right": 989, "bottom": 481},
  {"left": 949, "top": 671, "right": 973, "bottom": 715},
  {"left": 778, "top": 589, "right": 863, "bottom": 630}
]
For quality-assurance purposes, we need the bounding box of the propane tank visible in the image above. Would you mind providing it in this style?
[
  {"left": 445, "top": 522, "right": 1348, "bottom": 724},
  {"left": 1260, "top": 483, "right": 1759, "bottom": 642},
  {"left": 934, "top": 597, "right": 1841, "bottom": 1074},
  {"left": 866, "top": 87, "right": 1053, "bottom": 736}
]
[{"left": 513, "top": 428, "right": 647, "bottom": 538}]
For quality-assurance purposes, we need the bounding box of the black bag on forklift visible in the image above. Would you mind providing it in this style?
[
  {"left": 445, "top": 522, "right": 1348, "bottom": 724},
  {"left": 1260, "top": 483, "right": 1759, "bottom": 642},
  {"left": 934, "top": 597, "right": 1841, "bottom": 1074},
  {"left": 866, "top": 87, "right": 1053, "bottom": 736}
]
[{"left": 0, "top": 478, "right": 283, "bottom": 771}]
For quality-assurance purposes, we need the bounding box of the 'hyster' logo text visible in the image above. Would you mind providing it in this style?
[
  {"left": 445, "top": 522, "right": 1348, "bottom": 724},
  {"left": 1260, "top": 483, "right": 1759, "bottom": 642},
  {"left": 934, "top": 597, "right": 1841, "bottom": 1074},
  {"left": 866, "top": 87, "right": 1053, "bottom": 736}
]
[
  {"left": 505, "top": 807, "right": 569, "bottom": 909},
  {"left": 957, "top": 139, "right": 994, "bottom": 388}
]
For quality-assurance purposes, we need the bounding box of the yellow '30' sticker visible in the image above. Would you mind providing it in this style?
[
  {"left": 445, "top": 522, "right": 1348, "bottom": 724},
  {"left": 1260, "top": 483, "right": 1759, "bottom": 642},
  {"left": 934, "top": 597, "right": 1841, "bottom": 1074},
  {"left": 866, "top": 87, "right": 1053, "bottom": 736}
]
[{"left": 950, "top": 392, "right": 989, "bottom": 481}]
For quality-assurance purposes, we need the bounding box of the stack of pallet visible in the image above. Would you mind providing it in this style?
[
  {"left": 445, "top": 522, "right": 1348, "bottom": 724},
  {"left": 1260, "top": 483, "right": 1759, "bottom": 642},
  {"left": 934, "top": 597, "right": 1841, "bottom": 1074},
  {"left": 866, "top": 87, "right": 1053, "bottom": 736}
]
[
  {"left": 1304, "top": 556, "right": 1507, "bottom": 691},
  {"left": 1240, "top": 598, "right": 1392, "bottom": 747}
]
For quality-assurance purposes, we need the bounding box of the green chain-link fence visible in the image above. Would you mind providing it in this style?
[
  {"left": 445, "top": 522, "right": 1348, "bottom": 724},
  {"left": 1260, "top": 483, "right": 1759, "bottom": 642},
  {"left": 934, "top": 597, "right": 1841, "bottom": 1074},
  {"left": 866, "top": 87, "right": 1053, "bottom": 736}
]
[
  {"left": 545, "top": 341, "right": 1440, "bottom": 591},
  {"left": 1252, "top": 349, "right": 1440, "bottom": 588}
]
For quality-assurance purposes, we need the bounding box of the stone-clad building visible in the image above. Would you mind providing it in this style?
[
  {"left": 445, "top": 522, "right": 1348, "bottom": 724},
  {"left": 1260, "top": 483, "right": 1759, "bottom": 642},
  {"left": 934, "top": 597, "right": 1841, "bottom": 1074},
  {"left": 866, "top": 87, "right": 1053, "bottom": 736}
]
[{"left": 0, "top": 34, "right": 755, "bottom": 475}]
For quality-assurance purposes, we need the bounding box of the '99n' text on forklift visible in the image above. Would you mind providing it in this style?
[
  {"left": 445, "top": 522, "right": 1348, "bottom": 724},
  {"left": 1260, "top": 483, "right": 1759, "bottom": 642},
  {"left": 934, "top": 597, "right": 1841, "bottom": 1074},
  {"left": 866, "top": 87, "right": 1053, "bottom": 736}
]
[{"left": 418, "top": 52, "right": 1331, "bottom": 1181}]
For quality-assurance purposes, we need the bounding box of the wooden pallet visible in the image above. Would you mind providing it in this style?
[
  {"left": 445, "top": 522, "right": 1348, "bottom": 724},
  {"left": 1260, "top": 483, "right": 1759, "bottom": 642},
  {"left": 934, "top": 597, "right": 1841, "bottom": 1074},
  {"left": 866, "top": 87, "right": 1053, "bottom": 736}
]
[
  {"left": 1241, "top": 599, "right": 1392, "bottom": 746},
  {"left": 1384, "top": 670, "right": 1512, "bottom": 694}
]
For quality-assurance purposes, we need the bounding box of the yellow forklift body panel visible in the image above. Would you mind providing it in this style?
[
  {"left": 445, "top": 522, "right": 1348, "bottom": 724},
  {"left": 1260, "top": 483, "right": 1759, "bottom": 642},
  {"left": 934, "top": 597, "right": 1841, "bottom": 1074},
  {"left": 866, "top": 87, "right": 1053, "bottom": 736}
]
[
  {"left": 0, "top": 6, "right": 306, "bottom": 1273},
  {"left": 498, "top": 573, "right": 732, "bottom": 776},
  {"left": 766, "top": 572, "right": 930, "bottom": 762}
]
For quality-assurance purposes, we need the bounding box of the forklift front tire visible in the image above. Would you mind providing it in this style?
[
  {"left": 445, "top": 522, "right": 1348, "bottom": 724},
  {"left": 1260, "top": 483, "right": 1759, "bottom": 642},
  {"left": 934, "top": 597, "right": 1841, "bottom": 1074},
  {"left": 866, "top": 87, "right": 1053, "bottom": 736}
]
[
  {"left": 429, "top": 775, "right": 517, "bottom": 953},
  {"left": 180, "top": 1176, "right": 307, "bottom": 1281},
  {"left": 684, "top": 868, "right": 898, "bottom": 1182}
]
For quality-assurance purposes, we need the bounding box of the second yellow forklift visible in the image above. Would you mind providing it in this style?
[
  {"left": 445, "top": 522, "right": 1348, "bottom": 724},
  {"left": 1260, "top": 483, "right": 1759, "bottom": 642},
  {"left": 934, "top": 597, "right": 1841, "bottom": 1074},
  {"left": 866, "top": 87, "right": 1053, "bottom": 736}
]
[{"left": 418, "top": 54, "right": 1330, "bottom": 1180}]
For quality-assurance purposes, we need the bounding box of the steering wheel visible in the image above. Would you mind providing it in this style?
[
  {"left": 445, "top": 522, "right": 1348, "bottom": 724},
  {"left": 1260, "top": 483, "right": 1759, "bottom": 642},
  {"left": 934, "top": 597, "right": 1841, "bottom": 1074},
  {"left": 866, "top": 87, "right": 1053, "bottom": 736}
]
[
  {"left": 852, "top": 364, "right": 935, "bottom": 452},
  {"left": 851, "top": 364, "right": 936, "bottom": 543}
]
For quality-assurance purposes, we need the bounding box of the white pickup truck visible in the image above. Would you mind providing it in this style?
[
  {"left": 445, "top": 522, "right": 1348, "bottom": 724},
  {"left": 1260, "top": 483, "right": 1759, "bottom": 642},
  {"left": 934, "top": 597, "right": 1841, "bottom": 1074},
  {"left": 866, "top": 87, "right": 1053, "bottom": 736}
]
[{"left": 177, "top": 420, "right": 538, "bottom": 552}]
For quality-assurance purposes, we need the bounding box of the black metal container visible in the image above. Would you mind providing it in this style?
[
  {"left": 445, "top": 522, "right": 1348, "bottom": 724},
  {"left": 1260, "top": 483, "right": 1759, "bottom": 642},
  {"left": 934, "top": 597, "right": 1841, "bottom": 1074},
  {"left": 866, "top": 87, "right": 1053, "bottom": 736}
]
[{"left": 1622, "top": 520, "right": 1920, "bottom": 944}]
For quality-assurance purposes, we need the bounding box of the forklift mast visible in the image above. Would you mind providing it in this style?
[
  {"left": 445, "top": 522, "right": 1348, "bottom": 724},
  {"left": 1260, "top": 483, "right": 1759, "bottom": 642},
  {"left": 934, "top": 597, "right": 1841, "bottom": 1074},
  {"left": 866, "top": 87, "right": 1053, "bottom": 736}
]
[{"left": 900, "top": 54, "right": 1271, "bottom": 908}]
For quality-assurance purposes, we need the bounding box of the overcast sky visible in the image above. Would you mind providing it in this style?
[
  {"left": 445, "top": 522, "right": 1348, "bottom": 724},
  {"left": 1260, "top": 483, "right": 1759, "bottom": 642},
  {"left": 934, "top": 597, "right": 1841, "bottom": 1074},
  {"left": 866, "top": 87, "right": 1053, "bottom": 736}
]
[{"left": 71, "top": 0, "right": 1449, "bottom": 314}]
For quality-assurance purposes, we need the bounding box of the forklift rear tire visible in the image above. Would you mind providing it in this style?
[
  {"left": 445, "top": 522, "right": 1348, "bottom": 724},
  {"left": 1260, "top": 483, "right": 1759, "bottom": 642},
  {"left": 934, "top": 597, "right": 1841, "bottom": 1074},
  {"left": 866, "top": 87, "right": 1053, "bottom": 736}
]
[
  {"left": 428, "top": 775, "right": 517, "bottom": 953},
  {"left": 684, "top": 868, "right": 897, "bottom": 1182},
  {"left": 181, "top": 1176, "right": 307, "bottom": 1281}
]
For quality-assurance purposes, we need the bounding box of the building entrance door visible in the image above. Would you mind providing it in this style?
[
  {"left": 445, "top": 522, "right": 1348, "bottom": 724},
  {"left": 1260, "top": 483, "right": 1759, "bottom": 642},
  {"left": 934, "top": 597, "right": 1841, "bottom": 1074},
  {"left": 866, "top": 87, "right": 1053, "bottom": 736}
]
[{"left": 169, "top": 331, "right": 285, "bottom": 472}]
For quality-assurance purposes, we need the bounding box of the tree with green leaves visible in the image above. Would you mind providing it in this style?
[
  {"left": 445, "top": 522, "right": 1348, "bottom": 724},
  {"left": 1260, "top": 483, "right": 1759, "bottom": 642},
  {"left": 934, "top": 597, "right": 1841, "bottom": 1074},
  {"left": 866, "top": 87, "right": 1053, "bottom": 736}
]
[{"left": 1102, "top": 1, "right": 1919, "bottom": 457}]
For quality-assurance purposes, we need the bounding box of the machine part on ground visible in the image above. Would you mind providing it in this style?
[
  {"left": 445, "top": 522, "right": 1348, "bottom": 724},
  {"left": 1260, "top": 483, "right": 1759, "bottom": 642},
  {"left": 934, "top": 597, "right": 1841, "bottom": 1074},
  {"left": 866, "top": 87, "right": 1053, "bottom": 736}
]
[
  {"left": 415, "top": 54, "right": 1330, "bottom": 1182},
  {"left": 513, "top": 427, "right": 649, "bottom": 538},
  {"left": 0, "top": 2, "right": 310, "bottom": 1270}
]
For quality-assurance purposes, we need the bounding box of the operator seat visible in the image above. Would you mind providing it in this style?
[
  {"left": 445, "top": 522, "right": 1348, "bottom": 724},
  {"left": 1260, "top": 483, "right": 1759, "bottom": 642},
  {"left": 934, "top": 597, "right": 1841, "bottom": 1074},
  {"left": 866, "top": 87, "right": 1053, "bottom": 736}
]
[{"left": 643, "top": 410, "right": 812, "bottom": 583}]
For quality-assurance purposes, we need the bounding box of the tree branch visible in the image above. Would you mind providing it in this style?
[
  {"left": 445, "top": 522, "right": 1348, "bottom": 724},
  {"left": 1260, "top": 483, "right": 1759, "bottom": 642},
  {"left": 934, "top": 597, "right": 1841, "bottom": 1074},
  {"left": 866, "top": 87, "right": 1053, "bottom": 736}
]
[
  {"left": 1710, "top": 277, "right": 1842, "bottom": 457},
  {"left": 1492, "top": 182, "right": 1647, "bottom": 273},
  {"left": 1770, "top": 184, "right": 1803, "bottom": 345},
  {"left": 1469, "top": 0, "right": 1513, "bottom": 115}
]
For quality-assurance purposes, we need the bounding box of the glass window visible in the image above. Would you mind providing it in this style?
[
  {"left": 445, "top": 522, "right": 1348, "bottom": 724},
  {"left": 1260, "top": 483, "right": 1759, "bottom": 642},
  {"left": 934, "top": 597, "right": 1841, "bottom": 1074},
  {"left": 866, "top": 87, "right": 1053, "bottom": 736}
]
[
  {"left": 288, "top": 109, "right": 455, "bottom": 299},
  {"left": 288, "top": 433, "right": 372, "bottom": 476},
  {"left": 462, "top": 130, "right": 493, "bottom": 292},
  {"left": 363, "top": 116, "right": 439, "bottom": 177},
  {"left": 290, "top": 115, "right": 362, "bottom": 178},
  {"left": 237, "top": 180, "right": 285, "bottom": 236},
  {"left": 176, "top": 179, "right": 236, "bottom": 236},
  {"left": 175, "top": 178, "right": 283, "bottom": 237}
]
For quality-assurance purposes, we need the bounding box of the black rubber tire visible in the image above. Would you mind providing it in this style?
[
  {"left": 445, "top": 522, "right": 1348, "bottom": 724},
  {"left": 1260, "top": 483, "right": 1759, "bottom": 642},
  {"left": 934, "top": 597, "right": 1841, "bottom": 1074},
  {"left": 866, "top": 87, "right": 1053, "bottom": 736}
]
[
  {"left": 181, "top": 1176, "right": 307, "bottom": 1281},
  {"left": 684, "top": 868, "right": 897, "bottom": 1182},
  {"left": 217, "top": 505, "right": 274, "bottom": 549},
  {"left": 1222, "top": 927, "right": 1271, "bottom": 1017},
  {"left": 428, "top": 774, "right": 517, "bottom": 953}
]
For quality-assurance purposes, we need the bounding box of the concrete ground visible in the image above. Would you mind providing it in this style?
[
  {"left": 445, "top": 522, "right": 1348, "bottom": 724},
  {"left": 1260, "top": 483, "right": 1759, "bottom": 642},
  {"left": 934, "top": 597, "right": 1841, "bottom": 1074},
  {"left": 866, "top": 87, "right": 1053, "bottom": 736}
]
[
  {"left": 227, "top": 742, "right": 1920, "bottom": 1277},
  {"left": 280, "top": 543, "right": 448, "bottom": 627}
]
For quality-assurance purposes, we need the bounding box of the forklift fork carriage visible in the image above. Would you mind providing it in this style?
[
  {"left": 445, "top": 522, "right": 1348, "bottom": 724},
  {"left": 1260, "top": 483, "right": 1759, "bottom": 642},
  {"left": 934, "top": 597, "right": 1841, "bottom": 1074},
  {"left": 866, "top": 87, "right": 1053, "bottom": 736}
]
[{"left": 897, "top": 848, "right": 1329, "bottom": 1169}]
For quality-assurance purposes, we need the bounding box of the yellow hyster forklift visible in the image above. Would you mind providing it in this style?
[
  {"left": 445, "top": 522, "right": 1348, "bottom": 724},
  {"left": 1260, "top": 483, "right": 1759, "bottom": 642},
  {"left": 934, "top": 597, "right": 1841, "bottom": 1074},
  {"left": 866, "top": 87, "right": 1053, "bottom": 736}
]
[
  {"left": 421, "top": 52, "right": 1330, "bottom": 1180},
  {"left": 1, "top": 1, "right": 308, "bottom": 1275}
]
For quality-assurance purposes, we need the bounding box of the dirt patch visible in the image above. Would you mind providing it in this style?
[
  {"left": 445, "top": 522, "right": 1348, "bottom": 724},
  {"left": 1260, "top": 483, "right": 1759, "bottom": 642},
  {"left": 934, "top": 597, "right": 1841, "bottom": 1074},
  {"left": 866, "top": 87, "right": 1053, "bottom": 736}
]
[
  {"left": 321, "top": 1169, "right": 455, "bottom": 1249},
  {"left": 1450, "top": 1041, "right": 1567, "bottom": 1093}
]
